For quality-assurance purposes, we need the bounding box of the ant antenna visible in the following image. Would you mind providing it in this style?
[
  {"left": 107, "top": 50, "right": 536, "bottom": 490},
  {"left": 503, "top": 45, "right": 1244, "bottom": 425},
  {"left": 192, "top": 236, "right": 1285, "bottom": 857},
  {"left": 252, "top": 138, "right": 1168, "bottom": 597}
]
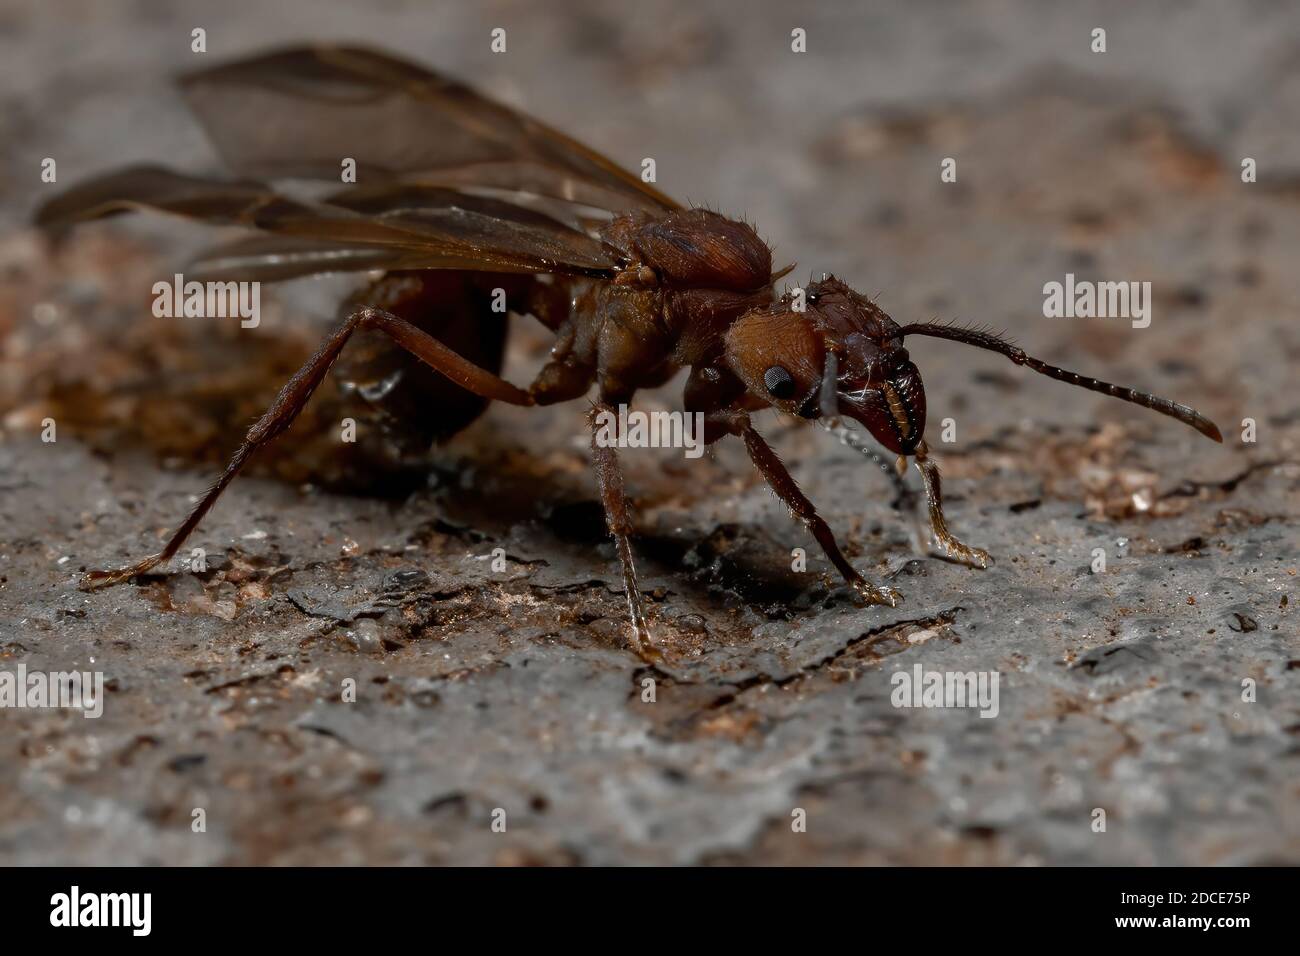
[{"left": 900, "top": 321, "right": 1222, "bottom": 442}]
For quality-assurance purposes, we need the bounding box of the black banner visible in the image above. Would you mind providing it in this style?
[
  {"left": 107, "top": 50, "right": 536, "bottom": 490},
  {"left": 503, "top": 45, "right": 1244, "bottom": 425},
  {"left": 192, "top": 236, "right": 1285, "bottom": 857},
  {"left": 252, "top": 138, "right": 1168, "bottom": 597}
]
[{"left": 0, "top": 866, "right": 1284, "bottom": 942}]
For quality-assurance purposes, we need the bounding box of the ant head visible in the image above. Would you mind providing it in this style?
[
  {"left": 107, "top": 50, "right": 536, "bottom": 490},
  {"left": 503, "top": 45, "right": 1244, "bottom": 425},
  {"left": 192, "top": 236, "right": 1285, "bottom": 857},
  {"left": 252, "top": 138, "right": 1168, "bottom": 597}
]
[{"left": 723, "top": 275, "right": 926, "bottom": 454}]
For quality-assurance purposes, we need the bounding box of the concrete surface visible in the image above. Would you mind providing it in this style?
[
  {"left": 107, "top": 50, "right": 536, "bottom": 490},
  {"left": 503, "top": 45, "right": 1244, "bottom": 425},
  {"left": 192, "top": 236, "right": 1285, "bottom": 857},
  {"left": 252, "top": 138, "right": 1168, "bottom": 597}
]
[{"left": 0, "top": 0, "right": 1296, "bottom": 865}]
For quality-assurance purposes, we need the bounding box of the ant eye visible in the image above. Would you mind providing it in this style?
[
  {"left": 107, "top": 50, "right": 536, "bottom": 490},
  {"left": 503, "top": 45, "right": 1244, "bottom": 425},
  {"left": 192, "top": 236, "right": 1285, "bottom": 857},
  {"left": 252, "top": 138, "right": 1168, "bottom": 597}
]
[{"left": 763, "top": 365, "right": 796, "bottom": 399}]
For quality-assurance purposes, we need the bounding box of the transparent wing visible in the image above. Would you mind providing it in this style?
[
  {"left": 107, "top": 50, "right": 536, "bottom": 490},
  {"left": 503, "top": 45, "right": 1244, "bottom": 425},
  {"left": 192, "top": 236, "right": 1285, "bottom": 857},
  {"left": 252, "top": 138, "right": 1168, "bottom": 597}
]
[
  {"left": 186, "top": 235, "right": 435, "bottom": 282},
  {"left": 179, "top": 45, "right": 680, "bottom": 214},
  {"left": 35, "top": 165, "right": 618, "bottom": 278}
]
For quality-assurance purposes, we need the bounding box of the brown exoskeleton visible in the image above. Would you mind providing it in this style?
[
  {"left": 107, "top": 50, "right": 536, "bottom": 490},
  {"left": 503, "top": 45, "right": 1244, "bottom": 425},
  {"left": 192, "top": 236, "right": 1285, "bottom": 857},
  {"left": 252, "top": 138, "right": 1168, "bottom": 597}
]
[{"left": 37, "top": 46, "right": 1223, "bottom": 662}]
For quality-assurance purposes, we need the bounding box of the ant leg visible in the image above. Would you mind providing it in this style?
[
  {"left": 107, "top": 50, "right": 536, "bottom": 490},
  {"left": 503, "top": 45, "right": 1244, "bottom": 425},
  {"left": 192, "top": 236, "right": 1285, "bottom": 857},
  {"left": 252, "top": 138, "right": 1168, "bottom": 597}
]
[
  {"left": 587, "top": 402, "right": 661, "bottom": 663},
  {"left": 718, "top": 411, "right": 902, "bottom": 607},
  {"left": 83, "top": 306, "right": 534, "bottom": 589},
  {"left": 912, "top": 441, "right": 991, "bottom": 568},
  {"left": 825, "top": 419, "right": 921, "bottom": 512}
]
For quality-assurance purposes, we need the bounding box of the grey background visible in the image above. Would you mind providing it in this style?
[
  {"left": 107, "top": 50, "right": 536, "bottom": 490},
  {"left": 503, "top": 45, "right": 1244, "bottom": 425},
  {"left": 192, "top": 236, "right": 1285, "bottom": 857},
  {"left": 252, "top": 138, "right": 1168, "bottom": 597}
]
[{"left": 0, "top": 0, "right": 1296, "bottom": 864}]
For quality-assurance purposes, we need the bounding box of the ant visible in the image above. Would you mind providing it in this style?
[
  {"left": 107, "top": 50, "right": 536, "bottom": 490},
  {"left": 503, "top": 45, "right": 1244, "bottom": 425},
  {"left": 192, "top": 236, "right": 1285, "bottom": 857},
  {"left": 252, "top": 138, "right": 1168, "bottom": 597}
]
[{"left": 37, "top": 46, "right": 1222, "bottom": 661}]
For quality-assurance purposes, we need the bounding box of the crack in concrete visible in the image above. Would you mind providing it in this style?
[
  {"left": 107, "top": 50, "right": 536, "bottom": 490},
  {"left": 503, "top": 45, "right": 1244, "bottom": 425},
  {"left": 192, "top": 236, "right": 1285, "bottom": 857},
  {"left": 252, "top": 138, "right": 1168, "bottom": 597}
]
[
  {"left": 701, "top": 608, "right": 965, "bottom": 708},
  {"left": 1159, "top": 458, "right": 1294, "bottom": 500}
]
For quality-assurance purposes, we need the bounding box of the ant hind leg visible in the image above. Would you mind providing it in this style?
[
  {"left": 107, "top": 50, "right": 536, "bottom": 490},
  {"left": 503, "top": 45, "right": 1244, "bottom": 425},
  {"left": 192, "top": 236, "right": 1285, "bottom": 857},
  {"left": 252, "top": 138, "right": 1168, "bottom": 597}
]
[{"left": 83, "top": 306, "right": 534, "bottom": 589}]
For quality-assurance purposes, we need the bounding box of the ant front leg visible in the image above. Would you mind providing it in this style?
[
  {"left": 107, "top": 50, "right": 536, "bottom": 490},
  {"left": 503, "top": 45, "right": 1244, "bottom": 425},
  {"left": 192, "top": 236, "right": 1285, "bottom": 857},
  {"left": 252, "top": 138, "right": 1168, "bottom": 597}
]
[
  {"left": 912, "top": 440, "right": 991, "bottom": 569},
  {"left": 826, "top": 419, "right": 922, "bottom": 522},
  {"left": 83, "top": 306, "right": 534, "bottom": 589},
  {"left": 587, "top": 401, "right": 661, "bottom": 664},
  {"left": 709, "top": 409, "right": 902, "bottom": 607}
]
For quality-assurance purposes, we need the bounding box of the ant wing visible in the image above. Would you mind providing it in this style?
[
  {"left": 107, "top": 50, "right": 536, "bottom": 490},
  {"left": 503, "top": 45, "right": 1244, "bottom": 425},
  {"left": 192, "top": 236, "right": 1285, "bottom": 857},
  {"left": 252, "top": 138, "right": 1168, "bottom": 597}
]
[
  {"left": 188, "top": 183, "right": 609, "bottom": 281},
  {"left": 178, "top": 45, "right": 680, "bottom": 215},
  {"left": 34, "top": 165, "right": 277, "bottom": 234},
  {"left": 185, "top": 235, "right": 435, "bottom": 282},
  {"left": 320, "top": 180, "right": 608, "bottom": 235},
  {"left": 34, "top": 165, "right": 618, "bottom": 279}
]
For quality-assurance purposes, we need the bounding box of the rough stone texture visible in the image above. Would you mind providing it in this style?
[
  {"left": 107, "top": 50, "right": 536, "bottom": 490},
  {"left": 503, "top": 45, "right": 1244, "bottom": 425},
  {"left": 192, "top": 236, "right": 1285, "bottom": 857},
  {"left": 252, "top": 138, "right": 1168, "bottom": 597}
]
[{"left": 0, "top": 0, "right": 1296, "bottom": 865}]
